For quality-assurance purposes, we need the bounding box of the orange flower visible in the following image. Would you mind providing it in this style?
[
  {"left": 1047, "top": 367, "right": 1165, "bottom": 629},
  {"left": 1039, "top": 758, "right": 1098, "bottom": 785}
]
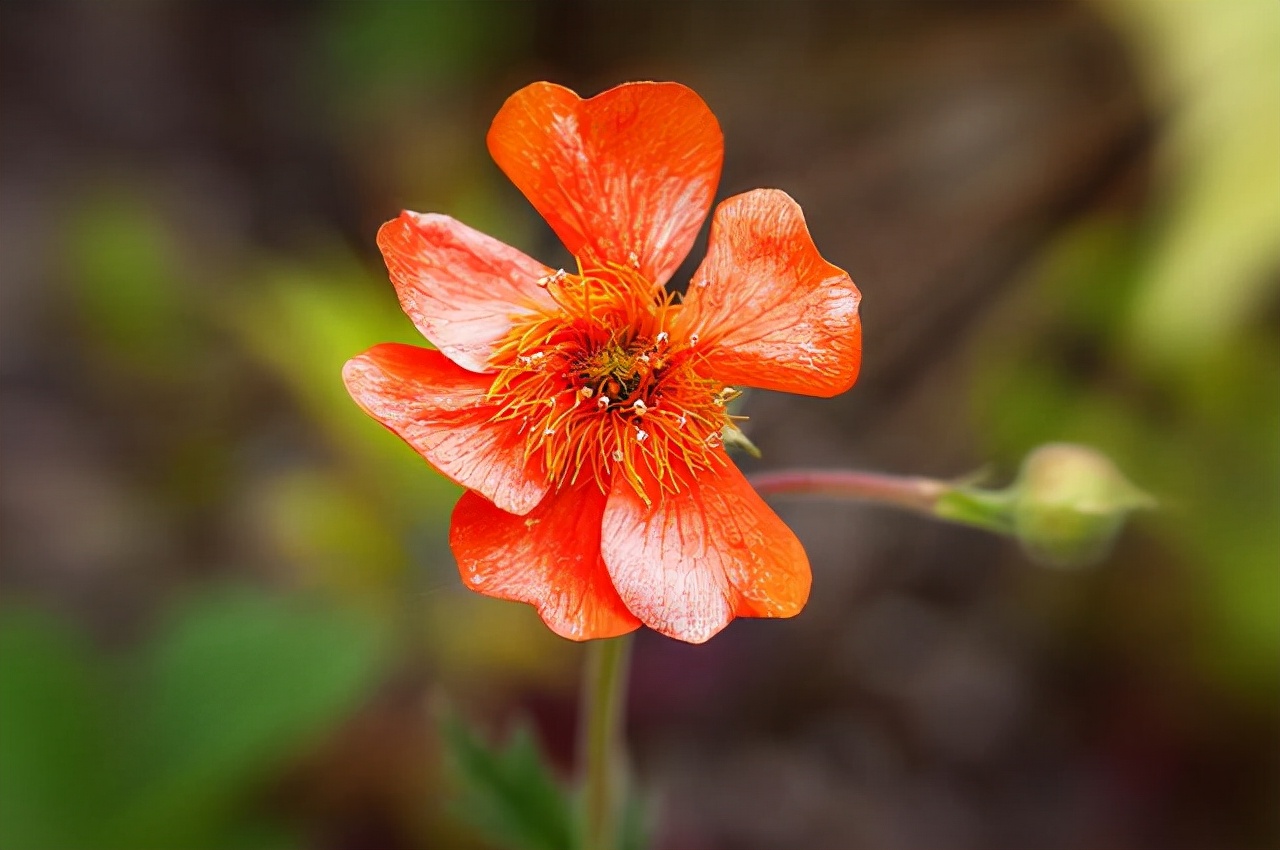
[{"left": 344, "top": 82, "right": 862, "bottom": 643}]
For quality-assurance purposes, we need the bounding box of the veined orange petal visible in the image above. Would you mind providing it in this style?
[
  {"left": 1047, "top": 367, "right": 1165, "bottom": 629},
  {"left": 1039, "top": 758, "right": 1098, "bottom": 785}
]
[
  {"left": 600, "top": 454, "right": 811, "bottom": 643},
  {"left": 377, "top": 212, "right": 557, "bottom": 373},
  {"left": 487, "top": 81, "right": 723, "bottom": 286},
  {"left": 450, "top": 484, "right": 642, "bottom": 641},
  {"left": 343, "top": 343, "right": 548, "bottom": 515},
  {"left": 677, "top": 189, "right": 862, "bottom": 397}
]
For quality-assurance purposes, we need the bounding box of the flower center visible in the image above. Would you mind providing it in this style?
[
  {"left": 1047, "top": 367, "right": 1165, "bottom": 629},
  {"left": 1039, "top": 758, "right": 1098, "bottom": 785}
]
[
  {"left": 576, "top": 335, "right": 664, "bottom": 408},
  {"left": 486, "top": 264, "right": 738, "bottom": 502}
]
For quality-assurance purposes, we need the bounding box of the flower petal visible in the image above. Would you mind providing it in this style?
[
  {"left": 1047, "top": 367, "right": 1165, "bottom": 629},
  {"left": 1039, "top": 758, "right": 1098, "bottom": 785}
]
[
  {"left": 487, "top": 81, "right": 723, "bottom": 286},
  {"left": 343, "top": 343, "right": 548, "bottom": 515},
  {"left": 677, "top": 189, "right": 862, "bottom": 397},
  {"left": 450, "top": 484, "right": 642, "bottom": 641},
  {"left": 600, "top": 455, "right": 811, "bottom": 643},
  {"left": 377, "top": 211, "right": 557, "bottom": 373}
]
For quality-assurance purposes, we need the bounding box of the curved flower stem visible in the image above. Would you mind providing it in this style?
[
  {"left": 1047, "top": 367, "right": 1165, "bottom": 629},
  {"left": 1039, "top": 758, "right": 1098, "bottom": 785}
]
[
  {"left": 580, "top": 634, "right": 633, "bottom": 850},
  {"left": 749, "top": 468, "right": 950, "bottom": 516},
  {"left": 750, "top": 448, "right": 1154, "bottom": 567}
]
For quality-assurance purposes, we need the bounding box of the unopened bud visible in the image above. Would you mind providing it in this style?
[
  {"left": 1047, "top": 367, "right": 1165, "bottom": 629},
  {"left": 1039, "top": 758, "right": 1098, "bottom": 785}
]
[{"left": 1009, "top": 443, "right": 1155, "bottom": 568}]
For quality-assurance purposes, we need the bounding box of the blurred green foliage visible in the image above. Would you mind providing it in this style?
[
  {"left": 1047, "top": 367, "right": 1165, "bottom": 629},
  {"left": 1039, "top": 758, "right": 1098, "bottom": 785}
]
[
  {"left": 978, "top": 0, "right": 1280, "bottom": 695},
  {"left": 1105, "top": 0, "right": 1280, "bottom": 364},
  {"left": 7, "top": 0, "right": 1277, "bottom": 847},
  {"left": 227, "top": 247, "right": 575, "bottom": 683},
  {"left": 320, "top": 0, "right": 531, "bottom": 98},
  {"left": 443, "top": 716, "right": 576, "bottom": 850},
  {"left": 34, "top": 6, "right": 577, "bottom": 838},
  {"left": 0, "top": 590, "right": 386, "bottom": 850},
  {"left": 443, "top": 715, "right": 651, "bottom": 850},
  {"left": 64, "top": 189, "right": 192, "bottom": 376},
  {"left": 231, "top": 250, "right": 450, "bottom": 489}
]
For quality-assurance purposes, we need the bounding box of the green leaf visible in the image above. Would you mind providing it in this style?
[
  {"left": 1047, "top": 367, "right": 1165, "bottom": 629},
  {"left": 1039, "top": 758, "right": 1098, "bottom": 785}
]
[
  {"left": 111, "top": 588, "right": 385, "bottom": 848},
  {"left": 0, "top": 592, "right": 380, "bottom": 850},
  {"left": 0, "top": 609, "right": 114, "bottom": 850},
  {"left": 441, "top": 714, "right": 576, "bottom": 850}
]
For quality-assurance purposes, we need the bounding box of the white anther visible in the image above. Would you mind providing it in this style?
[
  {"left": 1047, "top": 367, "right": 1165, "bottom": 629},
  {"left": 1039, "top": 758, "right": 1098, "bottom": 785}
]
[
  {"left": 635, "top": 428, "right": 649, "bottom": 443},
  {"left": 597, "top": 395, "right": 610, "bottom": 408},
  {"left": 638, "top": 353, "right": 651, "bottom": 364},
  {"left": 655, "top": 331, "right": 668, "bottom": 345},
  {"left": 689, "top": 333, "right": 699, "bottom": 345},
  {"left": 578, "top": 386, "right": 594, "bottom": 399},
  {"left": 627, "top": 251, "right": 640, "bottom": 268},
  {"left": 612, "top": 449, "right": 624, "bottom": 462},
  {"left": 536, "top": 268, "right": 568, "bottom": 287},
  {"left": 631, "top": 399, "right": 648, "bottom": 416},
  {"left": 678, "top": 412, "right": 688, "bottom": 427},
  {"left": 543, "top": 427, "right": 556, "bottom": 436}
]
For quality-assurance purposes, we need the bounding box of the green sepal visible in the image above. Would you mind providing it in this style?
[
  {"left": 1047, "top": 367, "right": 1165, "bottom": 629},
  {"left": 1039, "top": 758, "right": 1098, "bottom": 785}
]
[
  {"left": 722, "top": 424, "right": 762, "bottom": 459},
  {"left": 934, "top": 486, "right": 1017, "bottom": 535}
]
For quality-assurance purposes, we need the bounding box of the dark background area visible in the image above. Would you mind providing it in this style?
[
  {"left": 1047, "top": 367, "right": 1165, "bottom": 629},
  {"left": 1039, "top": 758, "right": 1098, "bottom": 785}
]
[{"left": 1, "top": 2, "right": 1277, "bottom": 849}]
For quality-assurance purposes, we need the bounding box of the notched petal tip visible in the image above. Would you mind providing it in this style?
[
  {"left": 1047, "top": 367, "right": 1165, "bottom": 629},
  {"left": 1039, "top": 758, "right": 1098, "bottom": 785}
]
[
  {"left": 679, "top": 188, "right": 863, "bottom": 398},
  {"left": 487, "top": 79, "right": 724, "bottom": 286}
]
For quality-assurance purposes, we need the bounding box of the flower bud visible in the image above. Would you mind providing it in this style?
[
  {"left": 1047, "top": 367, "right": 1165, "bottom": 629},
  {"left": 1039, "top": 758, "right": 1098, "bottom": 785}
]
[{"left": 1008, "top": 443, "right": 1155, "bottom": 568}]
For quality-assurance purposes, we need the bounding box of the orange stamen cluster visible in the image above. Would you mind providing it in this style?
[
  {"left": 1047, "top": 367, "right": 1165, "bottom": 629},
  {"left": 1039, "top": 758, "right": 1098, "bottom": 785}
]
[{"left": 486, "top": 261, "right": 739, "bottom": 502}]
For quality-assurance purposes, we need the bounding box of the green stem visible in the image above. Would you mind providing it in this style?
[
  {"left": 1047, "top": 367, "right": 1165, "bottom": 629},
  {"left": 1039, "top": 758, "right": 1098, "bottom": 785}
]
[
  {"left": 749, "top": 468, "right": 950, "bottom": 516},
  {"left": 580, "top": 635, "right": 633, "bottom": 850}
]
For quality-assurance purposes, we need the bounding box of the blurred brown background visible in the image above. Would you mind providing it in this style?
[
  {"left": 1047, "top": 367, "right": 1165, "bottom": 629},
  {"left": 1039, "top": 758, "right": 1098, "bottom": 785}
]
[{"left": 1, "top": 2, "right": 1277, "bottom": 849}]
